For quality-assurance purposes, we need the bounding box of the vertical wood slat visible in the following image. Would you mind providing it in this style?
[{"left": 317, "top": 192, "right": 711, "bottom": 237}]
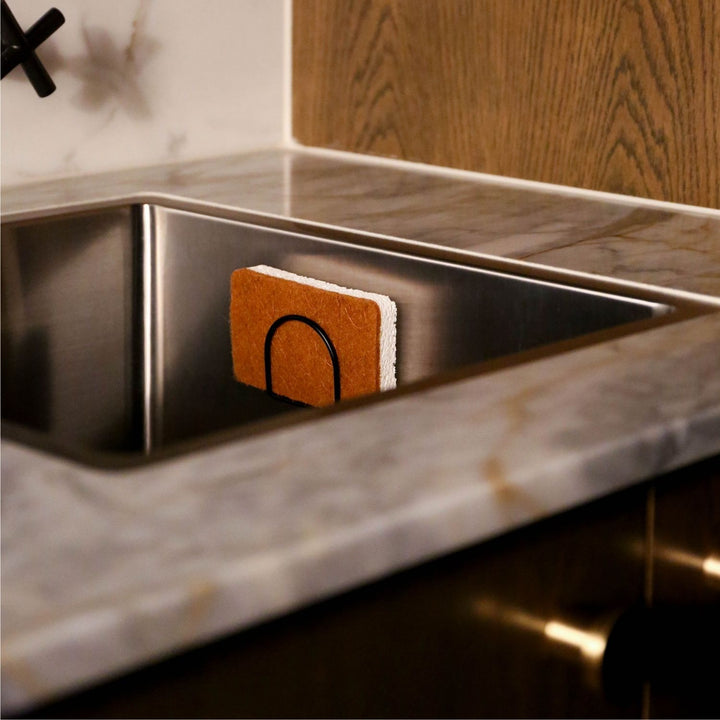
[{"left": 293, "top": 0, "right": 720, "bottom": 208}]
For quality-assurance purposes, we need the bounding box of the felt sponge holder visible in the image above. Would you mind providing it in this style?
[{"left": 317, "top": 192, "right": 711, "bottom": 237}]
[{"left": 264, "top": 314, "right": 342, "bottom": 406}]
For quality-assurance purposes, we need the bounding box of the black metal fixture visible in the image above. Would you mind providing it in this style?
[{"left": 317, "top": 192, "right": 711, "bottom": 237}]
[
  {"left": 264, "top": 314, "right": 342, "bottom": 406},
  {"left": 1, "top": 0, "right": 64, "bottom": 97}
]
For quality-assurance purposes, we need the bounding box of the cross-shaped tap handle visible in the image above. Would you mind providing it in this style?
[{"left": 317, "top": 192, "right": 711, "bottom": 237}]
[{"left": 1, "top": 1, "right": 64, "bottom": 97}]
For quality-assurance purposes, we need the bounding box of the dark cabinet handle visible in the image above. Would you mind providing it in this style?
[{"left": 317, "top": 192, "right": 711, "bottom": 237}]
[{"left": 594, "top": 605, "right": 719, "bottom": 706}]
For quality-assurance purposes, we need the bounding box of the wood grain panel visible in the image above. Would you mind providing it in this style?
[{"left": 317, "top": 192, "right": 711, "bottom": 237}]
[{"left": 293, "top": 0, "right": 720, "bottom": 208}]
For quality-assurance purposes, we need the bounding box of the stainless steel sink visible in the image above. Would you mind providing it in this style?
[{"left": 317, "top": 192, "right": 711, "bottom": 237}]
[{"left": 1, "top": 199, "right": 712, "bottom": 467}]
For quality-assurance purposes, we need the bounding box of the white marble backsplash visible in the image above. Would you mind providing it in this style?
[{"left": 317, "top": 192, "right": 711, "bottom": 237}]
[{"left": 0, "top": 0, "right": 285, "bottom": 186}]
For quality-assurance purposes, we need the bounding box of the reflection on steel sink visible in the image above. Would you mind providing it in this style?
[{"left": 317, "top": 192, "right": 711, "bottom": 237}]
[{"left": 1, "top": 199, "right": 711, "bottom": 467}]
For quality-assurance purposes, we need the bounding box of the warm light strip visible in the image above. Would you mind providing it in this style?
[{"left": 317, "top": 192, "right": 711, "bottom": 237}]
[
  {"left": 702, "top": 556, "right": 720, "bottom": 579},
  {"left": 544, "top": 621, "right": 606, "bottom": 660}
]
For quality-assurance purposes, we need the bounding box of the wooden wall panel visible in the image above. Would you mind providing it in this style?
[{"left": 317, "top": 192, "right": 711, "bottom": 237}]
[{"left": 293, "top": 0, "right": 720, "bottom": 208}]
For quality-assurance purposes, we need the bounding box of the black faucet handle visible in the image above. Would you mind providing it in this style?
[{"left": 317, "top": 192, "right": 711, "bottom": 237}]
[{"left": 1, "top": 1, "right": 64, "bottom": 97}]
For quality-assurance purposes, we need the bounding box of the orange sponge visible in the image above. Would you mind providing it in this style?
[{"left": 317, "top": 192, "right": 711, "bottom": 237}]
[{"left": 230, "top": 266, "right": 397, "bottom": 407}]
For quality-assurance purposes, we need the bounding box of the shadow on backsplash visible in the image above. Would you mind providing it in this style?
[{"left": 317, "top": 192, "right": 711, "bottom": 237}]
[
  {"left": 5, "top": 1, "right": 158, "bottom": 119},
  {"left": 66, "top": 12, "right": 159, "bottom": 119}
]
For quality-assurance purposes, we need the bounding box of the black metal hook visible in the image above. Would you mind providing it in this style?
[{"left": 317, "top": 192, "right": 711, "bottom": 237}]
[
  {"left": 1, "top": 1, "right": 64, "bottom": 97},
  {"left": 264, "top": 314, "right": 341, "bottom": 406}
]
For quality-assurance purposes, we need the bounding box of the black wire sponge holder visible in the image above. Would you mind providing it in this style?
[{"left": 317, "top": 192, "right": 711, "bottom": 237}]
[{"left": 263, "top": 314, "right": 341, "bottom": 407}]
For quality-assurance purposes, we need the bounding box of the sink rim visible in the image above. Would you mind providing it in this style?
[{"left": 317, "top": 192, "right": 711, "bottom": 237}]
[{"left": 3, "top": 195, "right": 718, "bottom": 470}]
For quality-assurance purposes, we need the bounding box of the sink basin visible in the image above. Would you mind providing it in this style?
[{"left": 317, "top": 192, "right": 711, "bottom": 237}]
[{"left": 1, "top": 199, "right": 711, "bottom": 467}]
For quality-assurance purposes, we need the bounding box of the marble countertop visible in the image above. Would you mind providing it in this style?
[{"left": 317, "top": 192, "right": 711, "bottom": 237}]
[{"left": 3, "top": 148, "right": 720, "bottom": 714}]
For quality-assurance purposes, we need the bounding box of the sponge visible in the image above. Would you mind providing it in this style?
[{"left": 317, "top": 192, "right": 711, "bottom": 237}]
[{"left": 230, "top": 265, "right": 397, "bottom": 407}]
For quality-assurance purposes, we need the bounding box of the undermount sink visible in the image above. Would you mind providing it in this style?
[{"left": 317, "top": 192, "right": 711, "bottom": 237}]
[{"left": 1, "top": 199, "right": 711, "bottom": 467}]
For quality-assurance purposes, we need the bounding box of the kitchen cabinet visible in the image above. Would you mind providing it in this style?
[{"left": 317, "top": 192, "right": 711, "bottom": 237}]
[
  {"left": 25, "top": 459, "right": 718, "bottom": 718},
  {"left": 647, "top": 457, "right": 720, "bottom": 718}
]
